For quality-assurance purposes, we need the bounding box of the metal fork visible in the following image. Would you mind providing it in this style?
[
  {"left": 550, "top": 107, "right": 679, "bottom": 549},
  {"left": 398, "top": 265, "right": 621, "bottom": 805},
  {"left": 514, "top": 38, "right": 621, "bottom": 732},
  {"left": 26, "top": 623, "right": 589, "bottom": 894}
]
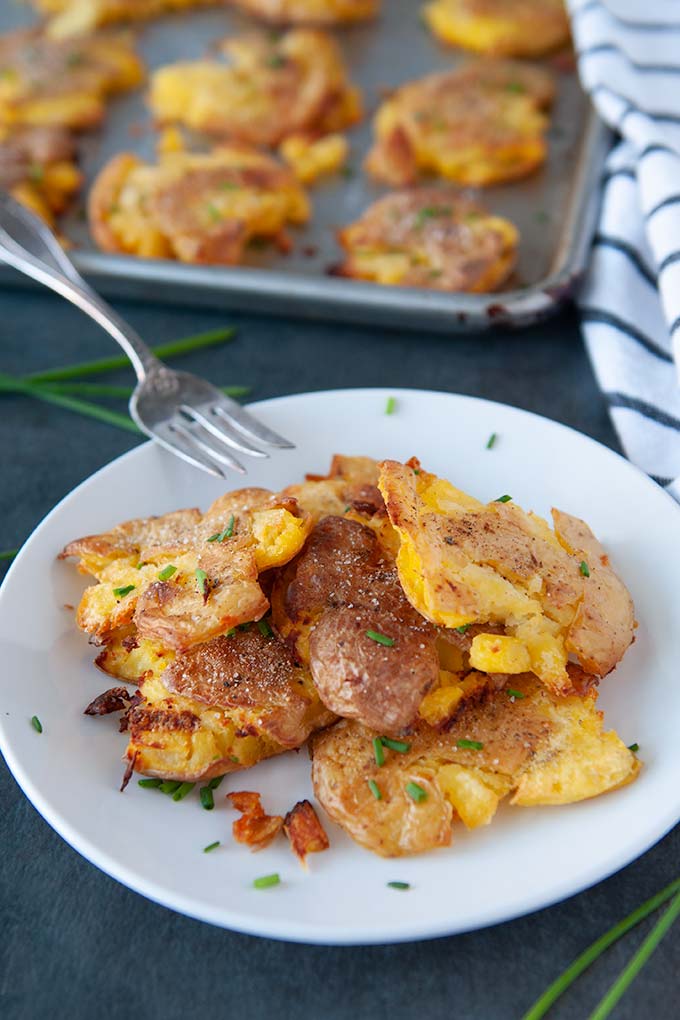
[{"left": 0, "top": 192, "right": 294, "bottom": 478}]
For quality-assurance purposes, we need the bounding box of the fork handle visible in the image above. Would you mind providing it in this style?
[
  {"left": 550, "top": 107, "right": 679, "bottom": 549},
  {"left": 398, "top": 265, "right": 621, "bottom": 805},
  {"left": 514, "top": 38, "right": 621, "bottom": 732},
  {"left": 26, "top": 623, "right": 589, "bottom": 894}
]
[{"left": 0, "top": 222, "right": 158, "bottom": 382}]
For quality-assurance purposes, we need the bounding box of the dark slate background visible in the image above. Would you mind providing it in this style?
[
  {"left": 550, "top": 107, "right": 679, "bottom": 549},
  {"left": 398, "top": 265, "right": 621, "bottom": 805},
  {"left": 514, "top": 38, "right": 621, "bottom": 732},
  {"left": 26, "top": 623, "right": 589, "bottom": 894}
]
[{"left": 1, "top": 291, "right": 678, "bottom": 1020}]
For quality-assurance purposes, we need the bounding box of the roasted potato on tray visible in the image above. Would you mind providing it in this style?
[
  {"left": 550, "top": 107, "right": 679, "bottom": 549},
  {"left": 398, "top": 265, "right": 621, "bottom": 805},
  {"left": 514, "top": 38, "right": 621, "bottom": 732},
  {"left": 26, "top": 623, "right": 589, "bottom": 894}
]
[
  {"left": 365, "top": 59, "right": 554, "bottom": 187},
  {"left": 424, "top": 0, "right": 571, "bottom": 58},
  {"left": 0, "top": 125, "right": 81, "bottom": 227},
  {"left": 225, "top": 0, "right": 379, "bottom": 25},
  {"left": 33, "top": 0, "right": 219, "bottom": 39}
]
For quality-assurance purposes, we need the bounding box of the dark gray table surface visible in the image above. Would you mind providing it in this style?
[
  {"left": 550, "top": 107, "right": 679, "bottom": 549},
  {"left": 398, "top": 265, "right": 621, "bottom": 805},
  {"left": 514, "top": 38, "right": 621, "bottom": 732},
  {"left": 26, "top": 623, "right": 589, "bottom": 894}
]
[{"left": 1, "top": 292, "right": 677, "bottom": 1020}]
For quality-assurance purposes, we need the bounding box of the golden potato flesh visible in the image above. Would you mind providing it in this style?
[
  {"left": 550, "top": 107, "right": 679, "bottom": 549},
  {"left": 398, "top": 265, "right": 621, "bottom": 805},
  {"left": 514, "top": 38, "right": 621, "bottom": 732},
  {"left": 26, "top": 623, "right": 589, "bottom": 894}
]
[
  {"left": 365, "top": 59, "right": 553, "bottom": 187},
  {"left": 0, "top": 27, "right": 143, "bottom": 131},
  {"left": 33, "top": 0, "right": 219, "bottom": 39},
  {"left": 311, "top": 674, "right": 639, "bottom": 856},
  {"left": 0, "top": 125, "right": 81, "bottom": 227},
  {"left": 88, "top": 144, "right": 310, "bottom": 264},
  {"left": 378, "top": 460, "right": 635, "bottom": 694},
  {"left": 336, "top": 189, "right": 518, "bottom": 292},
  {"left": 225, "top": 0, "right": 379, "bottom": 25},
  {"left": 149, "top": 30, "right": 362, "bottom": 148},
  {"left": 425, "top": 0, "right": 570, "bottom": 58},
  {"left": 60, "top": 488, "right": 312, "bottom": 650}
]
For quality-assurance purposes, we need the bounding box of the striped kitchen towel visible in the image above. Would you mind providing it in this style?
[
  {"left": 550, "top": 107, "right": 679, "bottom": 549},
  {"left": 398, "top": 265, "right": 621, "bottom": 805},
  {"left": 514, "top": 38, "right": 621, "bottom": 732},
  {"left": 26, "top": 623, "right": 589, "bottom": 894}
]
[{"left": 567, "top": 0, "right": 680, "bottom": 501}]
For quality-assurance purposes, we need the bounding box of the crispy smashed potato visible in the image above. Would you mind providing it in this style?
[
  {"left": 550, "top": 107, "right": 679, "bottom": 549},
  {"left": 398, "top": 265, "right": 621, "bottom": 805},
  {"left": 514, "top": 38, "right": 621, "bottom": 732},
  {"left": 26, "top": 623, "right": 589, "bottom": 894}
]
[
  {"left": 225, "top": 0, "right": 379, "bottom": 25},
  {"left": 0, "top": 125, "right": 81, "bottom": 227},
  {"left": 312, "top": 674, "right": 639, "bottom": 856},
  {"left": 33, "top": 0, "right": 218, "bottom": 38},
  {"left": 365, "top": 59, "right": 554, "bottom": 187},
  {"left": 336, "top": 189, "right": 518, "bottom": 292},
  {"left": 0, "top": 28, "right": 143, "bottom": 131},
  {"left": 149, "top": 30, "right": 361, "bottom": 148},
  {"left": 425, "top": 0, "right": 570, "bottom": 58},
  {"left": 88, "top": 144, "right": 310, "bottom": 264},
  {"left": 284, "top": 799, "right": 330, "bottom": 865},
  {"left": 60, "top": 488, "right": 311, "bottom": 650},
  {"left": 279, "top": 133, "right": 348, "bottom": 184},
  {"left": 378, "top": 460, "right": 635, "bottom": 694},
  {"left": 228, "top": 791, "right": 285, "bottom": 850}
]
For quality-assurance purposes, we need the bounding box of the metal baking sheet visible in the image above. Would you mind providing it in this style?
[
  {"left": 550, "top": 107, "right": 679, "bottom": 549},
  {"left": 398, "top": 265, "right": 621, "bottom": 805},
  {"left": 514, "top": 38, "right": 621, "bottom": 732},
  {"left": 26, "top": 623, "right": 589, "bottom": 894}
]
[{"left": 0, "top": 2, "right": 610, "bottom": 331}]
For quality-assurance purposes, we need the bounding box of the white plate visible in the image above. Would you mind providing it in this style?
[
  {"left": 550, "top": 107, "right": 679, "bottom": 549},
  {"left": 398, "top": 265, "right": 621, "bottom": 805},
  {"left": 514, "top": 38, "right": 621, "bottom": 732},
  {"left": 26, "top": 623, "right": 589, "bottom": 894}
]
[{"left": 1, "top": 388, "right": 679, "bottom": 945}]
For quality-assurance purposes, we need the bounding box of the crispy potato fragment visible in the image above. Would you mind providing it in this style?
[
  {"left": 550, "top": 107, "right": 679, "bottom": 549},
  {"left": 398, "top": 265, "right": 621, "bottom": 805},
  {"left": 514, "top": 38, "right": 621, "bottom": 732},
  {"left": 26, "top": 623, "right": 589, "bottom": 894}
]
[
  {"left": 149, "top": 30, "right": 361, "bottom": 148},
  {"left": 228, "top": 790, "right": 285, "bottom": 850},
  {"left": 365, "top": 59, "right": 554, "bottom": 187},
  {"left": 284, "top": 799, "right": 330, "bottom": 865},
  {"left": 336, "top": 188, "right": 518, "bottom": 292},
  {"left": 424, "top": 0, "right": 570, "bottom": 58},
  {"left": 225, "top": 0, "right": 379, "bottom": 25},
  {"left": 279, "top": 132, "right": 348, "bottom": 184},
  {"left": 378, "top": 460, "right": 635, "bottom": 694},
  {"left": 312, "top": 675, "right": 639, "bottom": 856}
]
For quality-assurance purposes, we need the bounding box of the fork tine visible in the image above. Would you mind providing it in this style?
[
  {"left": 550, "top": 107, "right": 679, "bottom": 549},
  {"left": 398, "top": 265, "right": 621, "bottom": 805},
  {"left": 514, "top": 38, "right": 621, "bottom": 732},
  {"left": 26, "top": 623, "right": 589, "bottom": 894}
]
[
  {"left": 213, "top": 394, "right": 295, "bottom": 449},
  {"left": 169, "top": 419, "right": 247, "bottom": 475},
  {"left": 148, "top": 423, "right": 229, "bottom": 479},
  {"left": 179, "top": 404, "right": 268, "bottom": 458}
]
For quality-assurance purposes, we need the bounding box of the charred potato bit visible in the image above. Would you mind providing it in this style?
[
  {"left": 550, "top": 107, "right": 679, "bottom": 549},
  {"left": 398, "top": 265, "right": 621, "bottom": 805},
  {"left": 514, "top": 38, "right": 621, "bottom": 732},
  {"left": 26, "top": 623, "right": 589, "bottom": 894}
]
[
  {"left": 271, "top": 515, "right": 439, "bottom": 733},
  {"left": 312, "top": 675, "right": 639, "bottom": 856},
  {"left": 227, "top": 791, "right": 285, "bottom": 850},
  {"left": 336, "top": 188, "right": 518, "bottom": 292},
  {"left": 284, "top": 799, "right": 330, "bottom": 865},
  {"left": 378, "top": 459, "right": 635, "bottom": 694},
  {"left": 365, "top": 59, "right": 554, "bottom": 187},
  {"left": 0, "top": 28, "right": 143, "bottom": 131},
  {"left": 33, "top": 0, "right": 220, "bottom": 39},
  {"left": 0, "top": 125, "right": 81, "bottom": 227},
  {"left": 225, "top": 0, "right": 379, "bottom": 25},
  {"left": 425, "top": 0, "right": 571, "bottom": 58},
  {"left": 149, "top": 30, "right": 361, "bottom": 148},
  {"left": 88, "top": 144, "right": 309, "bottom": 264}
]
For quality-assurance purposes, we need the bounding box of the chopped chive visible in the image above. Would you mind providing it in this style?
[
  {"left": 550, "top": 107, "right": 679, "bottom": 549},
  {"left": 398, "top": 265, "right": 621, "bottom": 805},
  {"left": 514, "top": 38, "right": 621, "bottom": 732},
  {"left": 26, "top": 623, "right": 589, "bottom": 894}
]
[
  {"left": 205, "top": 202, "right": 221, "bottom": 222},
  {"left": 229, "top": 755, "right": 240, "bottom": 764},
  {"left": 138, "top": 778, "right": 163, "bottom": 788},
  {"left": 628, "top": 743, "right": 639, "bottom": 753},
  {"left": 507, "top": 689, "right": 526, "bottom": 699},
  {"left": 172, "top": 782, "right": 195, "bottom": 802},
  {"left": 30, "top": 715, "right": 43, "bottom": 734},
  {"left": 159, "top": 780, "right": 182, "bottom": 795},
  {"left": 457, "top": 738, "right": 484, "bottom": 750},
  {"left": 113, "top": 584, "right": 135, "bottom": 598},
  {"left": 257, "top": 618, "right": 273, "bottom": 638},
  {"left": 385, "top": 396, "right": 397, "bottom": 415},
  {"left": 266, "top": 54, "right": 287, "bottom": 68},
  {"left": 344, "top": 505, "right": 351, "bottom": 513},
  {"left": 368, "top": 779, "right": 382, "bottom": 800},
  {"left": 253, "top": 873, "right": 280, "bottom": 889},
  {"left": 580, "top": 560, "right": 590, "bottom": 577},
  {"left": 225, "top": 628, "right": 236, "bottom": 638},
  {"left": 405, "top": 781, "right": 427, "bottom": 803},
  {"left": 381, "top": 737, "right": 411, "bottom": 753},
  {"left": 505, "top": 80, "right": 526, "bottom": 94},
  {"left": 387, "top": 881, "right": 410, "bottom": 890},
  {"left": 372, "top": 735, "right": 385, "bottom": 767},
  {"left": 415, "top": 205, "right": 452, "bottom": 227},
  {"left": 0, "top": 548, "right": 19, "bottom": 561},
  {"left": 413, "top": 468, "right": 421, "bottom": 475},
  {"left": 203, "top": 841, "right": 221, "bottom": 853},
  {"left": 157, "top": 564, "right": 177, "bottom": 581},
  {"left": 207, "top": 775, "right": 224, "bottom": 791},
  {"left": 200, "top": 786, "right": 215, "bottom": 810},
  {"left": 135, "top": 562, "right": 144, "bottom": 570},
  {"left": 208, "top": 514, "right": 235, "bottom": 542},
  {"left": 28, "top": 163, "right": 44, "bottom": 183},
  {"left": 366, "top": 630, "right": 395, "bottom": 647},
  {"left": 195, "top": 568, "right": 209, "bottom": 598},
  {"left": 486, "top": 432, "right": 497, "bottom": 449},
  {"left": 495, "top": 495, "right": 512, "bottom": 503},
  {"left": 340, "top": 165, "right": 354, "bottom": 178},
  {"left": 454, "top": 624, "right": 470, "bottom": 635}
]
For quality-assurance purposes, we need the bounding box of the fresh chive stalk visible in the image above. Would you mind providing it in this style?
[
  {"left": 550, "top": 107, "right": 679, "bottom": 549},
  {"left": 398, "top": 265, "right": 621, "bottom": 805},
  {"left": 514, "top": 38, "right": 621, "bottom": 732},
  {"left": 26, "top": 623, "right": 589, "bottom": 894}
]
[
  {"left": 405, "top": 782, "right": 427, "bottom": 803},
  {"left": 456, "top": 739, "right": 483, "bottom": 751},
  {"left": 200, "top": 787, "right": 215, "bottom": 810},
  {"left": 138, "top": 778, "right": 163, "bottom": 789},
  {"left": 366, "top": 630, "right": 395, "bottom": 647},
  {"left": 381, "top": 737, "right": 411, "bottom": 754},
  {"left": 172, "top": 782, "right": 195, "bottom": 802},
  {"left": 387, "top": 881, "right": 410, "bottom": 890},
  {"left": 373, "top": 736, "right": 385, "bottom": 767},
  {"left": 367, "top": 779, "right": 382, "bottom": 800},
  {"left": 253, "top": 873, "right": 280, "bottom": 889},
  {"left": 0, "top": 548, "right": 18, "bottom": 562},
  {"left": 203, "top": 841, "right": 221, "bottom": 853},
  {"left": 30, "top": 715, "right": 43, "bottom": 733},
  {"left": 157, "top": 565, "right": 177, "bottom": 581}
]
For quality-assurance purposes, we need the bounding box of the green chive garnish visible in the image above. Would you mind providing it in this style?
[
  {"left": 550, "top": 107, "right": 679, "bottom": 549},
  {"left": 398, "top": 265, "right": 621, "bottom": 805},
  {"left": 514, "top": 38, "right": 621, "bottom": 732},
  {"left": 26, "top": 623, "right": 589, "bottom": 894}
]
[
  {"left": 368, "top": 779, "right": 382, "bottom": 800},
  {"left": 366, "top": 630, "right": 395, "bottom": 646},
  {"left": 486, "top": 432, "right": 497, "bottom": 449},
  {"left": 159, "top": 780, "right": 182, "bottom": 795},
  {"left": 195, "top": 568, "right": 209, "bottom": 598},
  {"left": 580, "top": 560, "right": 590, "bottom": 577},
  {"left": 30, "top": 715, "right": 42, "bottom": 734},
  {"left": 203, "top": 841, "right": 220, "bottom": 853},
  {"left": 454, "top": 624, "right": 470, "bottom": 634},
  {"left": 0, "top": 548, "right": 19, "bottom": 562},
  {"left": 381, "top": 737, "right": 411, "bottom": 754},
  {"left": 208, "top": 515, "right": 235, "bottom": 542},
  {"left": 507, "top": 689, "right": 525, "bottom": 699},
  {"left": 387, "top": 881, "right": 410, "bottom": 890},
  {"left": 495, "top": 495, "right": 512, "bottom": 503},
  {"left": 457, "top": 739, "right": 484, "bottom": 750},
  {"left": 405, "top": 782, "right": 427, "bottom": 803},
  {"left": 253, "top": 873, "right": 280, "bottom": 889},
  {"left": 113, "top": 584, "right": 135, "bottom": 598},
  {"left": 200, "top": 787, "right": 215, "bottom": 810},
  {"left": 415, "top": 205, "right": 452, "bottom": 227},
  {"left": 257, "top": 618, "right": 273, "bottom": 638},
  {"left": 138, "top": 778, "right": 163, "bottom": 788},
  {"left": 172, "top": 782, "right": 195, "bottom": 802},
  {"left": 505, "top": 81, "right": 525, "bottom": 94},
  {"left": 157, "top": 564, "right": 177, "bottom": 581},
  {"left": 628, "top": 743, "right": 639, "bottom": 753},
  {"left": 385, "top": 396, "right": 397, "bottom": 415},
  {"left": 208, "top": 775, "right": 224, "bottom": 791},
  {"left": 373, "top": 736, "right": 385, "bottom": 767}
]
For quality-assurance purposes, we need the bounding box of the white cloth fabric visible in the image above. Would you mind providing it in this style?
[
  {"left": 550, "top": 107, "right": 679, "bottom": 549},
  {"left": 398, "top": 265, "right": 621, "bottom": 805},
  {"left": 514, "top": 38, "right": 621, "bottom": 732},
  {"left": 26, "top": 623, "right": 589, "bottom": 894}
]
[{"left": 567, "top": 0, "right": 680, "bottom": 498}]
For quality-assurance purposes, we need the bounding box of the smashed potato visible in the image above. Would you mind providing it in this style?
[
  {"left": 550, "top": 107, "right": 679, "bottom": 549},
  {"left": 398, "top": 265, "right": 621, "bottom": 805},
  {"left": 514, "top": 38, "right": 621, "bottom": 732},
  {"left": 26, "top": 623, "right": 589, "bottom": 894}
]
[
  {"left": 312, "top": 675, "right": 639, "bottom": 856},
  {"left": 425, "top": 0, "right": 570, "bottom": 58},
  {"left": 336, "top": 189, "right": 518, "bottom": 292},
  {"left": 0, "top": 27, "right": 143, "bottom": 131},
  {"left": 88, "top": 144, "right": 310, "bottom": 264},
  {"left": 33, "top": 0, "right": 219, "bottom": 38},
  {"left": 279, "top": 133, "right": 348, "bottom": 184},
  {"left": 0, "top": 125, "right": 81, "bottom": 227},
  {"left": 149, "top": 30, "right": 361, "bottom": 148},
  {"left": 225, "top": 0, "right": 379, "bottom": 25},
  {"left": 365, "top": 59, "right": 554, "bottom": 187},
  {"left": 378, "top": 459, "right": 635, "bottom": 694}
]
